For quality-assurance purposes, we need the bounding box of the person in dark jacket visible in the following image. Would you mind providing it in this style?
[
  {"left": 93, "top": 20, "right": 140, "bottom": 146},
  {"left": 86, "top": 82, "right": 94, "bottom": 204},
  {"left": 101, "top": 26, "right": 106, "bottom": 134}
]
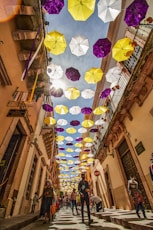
[{"left": 78, "top": 173, "right": 92, "bottom": 225}]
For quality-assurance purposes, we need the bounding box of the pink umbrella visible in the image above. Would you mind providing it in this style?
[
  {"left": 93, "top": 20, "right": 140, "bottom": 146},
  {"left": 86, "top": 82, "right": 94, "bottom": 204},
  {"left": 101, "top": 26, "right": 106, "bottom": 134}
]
[
  {"left": 70, "top": 120, "right": 80, "bottom": 126},
  {"left": 42, "top": 103, "right": 53, "bottom": 112},
  {"left": 93, "top": 38, "right": 111, "bottom": 58},
  {"left": 99, "top": 88, "right": 111, "bottom": 98},
  {"left": 65, "top": 67, "right": 81, "bottom": 81},
  {"left": 42, "top": 0, "right": 64, "bottom": 14},
  {"left": 81, "top": 107, "right": 92, "bottom": 114}
]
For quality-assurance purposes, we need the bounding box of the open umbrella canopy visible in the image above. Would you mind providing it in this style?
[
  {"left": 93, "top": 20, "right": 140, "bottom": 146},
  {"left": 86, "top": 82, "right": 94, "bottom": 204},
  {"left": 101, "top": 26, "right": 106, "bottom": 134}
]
[
  {"left": 112, "top": 37, "right": 134, "bottom": 62},
  {"left": 69, "top": 35, "right": 89, "bottom": 56},
  {"left": 106, "top": 66, "right": 122, "bottom": 83},
  {"left": 97, "top": 0, "right": 122, "bottom": 23},
  {"left": 66, "top": 127, "right": 77, "bottom": 134},
  {"left": 93, "top": 106, "right": 108, "bottom": 115},
  {"left": 44, "top": 117, "right": 56, "bottom": 125},
  {"left": 57, "top": 119, "right": 68, "bottom": 126},
  {"left": 44, "top": 30, "right": 67, "bottom": 55},
  {"left": 42, "top": 0, "right": 64, "bottom": 14},
  {"left": 47, "top": 63, "right": 63, "bottom": 79},
  {"left": 81, "top": 89, "right": 95, "bottom": 99},
  {"left": 42, "top": 103, "right": 53, "bottom": 112},
  {"left": 85, "top": 68, "right": 103, "bottom": 84},
  {"left": 54, "top": 105, "right": 68, "bottom": 114},
  {"left": 65, "top": 67, "right": 80, "bottom": 81},
  {"left": 124, "top": 0, "right": 149, "bottom": 27},
  {"left": 99, "top": 88, "right": 111, "bottom": 98},
  {"left": 50, "top": 87, "right": 64, "bottom": 97},
  {"left": 81, "top": 107, "right": 92, "bottom": 115},
  {"left": 64, "top": 87, "right": 80, "bottom": 100},
  {"left": 68, "top": 0, "right": 96, "bottom": 21},
  {"left": 93, "top": 38, "right": 111, "bottom": 58},
  {"left": 82, "top": 119, "right": 94, "bottom": 128},
  {"left": 70, "top": 120, "right": 80, "bottom": 126},
  {"left": 69, "top": 106, "right": 81, "bottom": 115}
]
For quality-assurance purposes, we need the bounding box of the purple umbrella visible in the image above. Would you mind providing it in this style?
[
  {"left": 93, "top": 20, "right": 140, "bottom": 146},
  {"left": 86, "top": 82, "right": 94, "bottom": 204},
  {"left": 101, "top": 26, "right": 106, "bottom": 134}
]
[
  {"left": 73, "top": 155, "right": 79, "bottom": 158},
  {"left": 93, "top": 38, "right": 111, "bottom": 58},
  {"left": 100, "top": 88, "right": 111, "bottom": 99},
  {"left": 50, "top": 87, "right": 64, "bottom": 97},
  {"left": 65, "top": 67, "right": 81, "bottom": 81},
  {"left": 83, "top": 149, "right": 90, "bottom": 152},
  {"left": 124, "top": 0, "right": 149, "bottom": 27},
  {"left": 42, "top": 0, "right": 64, "bottom": 14},
  {"left": 66, "top": 142, "right": 73, "bottom": 146},
  {"left": 76, "top": 137, "right": 83, "bottom": 142},
  {"left": 58, "top": 147, "right": 65, "bottom": 150},
  {"left": 70, "top": 120, "right": 80, "bottom": 126},
  {"left": 89, "top": 128, "right": 98, "bottom": 132},
  {"left": 56, "top": 127, "right": 64, "bottom": 132},
  {"left": 42, "top": 103, "right": 53, "bottom": 112},
  {"left": 81, "top": 107, "right": 92, "bottom": 114}
]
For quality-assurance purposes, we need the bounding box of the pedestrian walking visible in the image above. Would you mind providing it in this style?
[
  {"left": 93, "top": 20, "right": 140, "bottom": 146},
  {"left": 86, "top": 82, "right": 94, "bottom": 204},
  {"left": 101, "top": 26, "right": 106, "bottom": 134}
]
[
  {"left": 71, "top": 188, "right": 79, "bottom": 215},
  {"left": 90, "top": 194, "right": 103, "bottom": 212},
  {"left": 31, "top": 192, "right": 38, "bottom": 213},
  {"left": 133, "top": 190, "right": 147, "bottom": 219},
  {"left": 78, "top": 173, "right": 92, "bottom": 225}
]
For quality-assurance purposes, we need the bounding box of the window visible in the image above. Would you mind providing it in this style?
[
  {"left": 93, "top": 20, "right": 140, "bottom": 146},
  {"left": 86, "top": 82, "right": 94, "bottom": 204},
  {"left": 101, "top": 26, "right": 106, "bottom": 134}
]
[{"left": 0, "top": 56, "right": 12, "bottom": 86}]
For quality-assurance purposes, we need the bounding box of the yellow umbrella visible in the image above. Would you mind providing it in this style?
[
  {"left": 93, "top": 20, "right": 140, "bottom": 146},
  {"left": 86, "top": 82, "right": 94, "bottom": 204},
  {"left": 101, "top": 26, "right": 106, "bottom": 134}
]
[
  {"left": 87, "top": 158, "right": 94, "bottom": 164},
  {"left": 64, "top": 87, "right": 80, "bottom": 100},
  {"left": 85, "top": 68, "right": 103, "bottom": 84},
  {"left": 68, "top": 160, "right": 74, "bottom": 165},
  {"left": 93, "top": 106, "right": 108, "bottom": 115},
  {"left": 58, "top": 153, "right": 65, "bottom": 157},
  {"left": 44, "top": 30, "right": 67, "bottom": 55},
  {"left": 54, "top": 105, "right": 68, "bottom": 114},
  {"left": 44, "top": 117, "right": 56, "bottom": 125},
  {"left": 75, "top": 143, "right": 83, "bottom": 147},
  {"left": 66, "top": 148, "right": 74, "bottom": 152},
  {"left": 82, "top": 119, "right": 94, "bottom": 128},
  {"left": 112, "top": 37, "right": 134, "bottom": 62},
  {"left": 68, "top": 0, "right": 96, "bottom": 21},
  {"left": 66, "top": 127, "right": 77, "bottom": 134},
  {"left": 80, "top": 154, "right": 88, "bottom": 160},
  {"left": 83, "top": 137, "right": 93, "bottom": 143},
  {"left": 56, "top": 136, "right": 65, "bottom": 142}
]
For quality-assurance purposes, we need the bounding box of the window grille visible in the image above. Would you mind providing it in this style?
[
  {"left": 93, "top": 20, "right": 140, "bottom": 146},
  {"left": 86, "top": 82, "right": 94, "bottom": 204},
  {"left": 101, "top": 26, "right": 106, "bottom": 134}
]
[{"left": 0, "top": 56, "right": 12, "bottom": 86}]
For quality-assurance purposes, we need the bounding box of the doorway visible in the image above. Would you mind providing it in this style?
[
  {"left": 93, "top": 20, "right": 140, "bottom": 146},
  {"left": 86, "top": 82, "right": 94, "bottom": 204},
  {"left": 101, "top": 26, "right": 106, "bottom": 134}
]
[{"left": 117, "top": 138, "right": 151, "bottom": 209}]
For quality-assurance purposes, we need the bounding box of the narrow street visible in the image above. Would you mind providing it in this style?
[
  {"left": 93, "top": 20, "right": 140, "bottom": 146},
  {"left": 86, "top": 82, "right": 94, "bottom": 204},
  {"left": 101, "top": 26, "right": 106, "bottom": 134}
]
[{"left": 21, "top": 208, "right": 126, "bottom": 230}]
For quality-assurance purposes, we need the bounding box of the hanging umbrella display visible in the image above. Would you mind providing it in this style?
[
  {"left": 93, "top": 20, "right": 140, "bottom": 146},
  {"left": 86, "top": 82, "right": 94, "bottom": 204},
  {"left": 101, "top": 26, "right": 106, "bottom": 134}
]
[
  {"left": 82, "top": 119, "right": 94, "bottom": 128},
  {"left": 65, "top": 136, "right": 74, "bottom": 141},
  {"left": 70, "top": 120, "right": 80, "bottom": 126},
  {"left": 97, "top": 0, "right": 122, "bottom": 23},
  {"left": 69, "top": 106, "right": 81, "bottom": 115},
  {"left": 69, "top": 35, "right": 89, "bottom": 56},
  {"left": 68, "top": 0, "right": 96, "bottom": 21},
  {"left": 85, "top": 68, "right": 103, "bottom": 84},
  {"left": 112, "top": 37, "right": 134, "bottom": 62},
  {"left": 106, "top": 66, "right": 122, "bottom": 83},
  {"left": 81, "top": 89, "right": 95, "bottom": 99},
  {"left": 78, "top": 127, "right": 87, "bottom": 133},
  {"left": 83, "top": 137, "right": 93, "bottom": 143},
  {"left": 64, "top": 87, "right": 80, "bottom": 100},
  {"left": 81, "top": 107, "right": 92, "bottom": 114},
  {"left": 42, "top": 0, "right": 64, "bottom": 14},
  {"left": 42, "top": 103, "right": 53, "bottom": 112},
  {"left": 47, "top": 63, "right": 63, "bottom": 79},
  {"left": 44, "top": 117, "right": 56, "bottom": 125},
  {"left": 89, "top": 128, "right": 98, "bottom": 132},
  {"left": 76, "top": 137, "right": 83, "bottom": 142},
  {"left": 54, "top": 105, "right": 68, "bottom": 114},
  {"left": 93, "top": 106, "right": 108, "bottom": 115},
  {"left": 99, "top": 88, "right": 111, "bottom": 98},
  {"left": 93, "top": 38, "right": 111, "bottom": 58},
  {"left": 124, "top": 0, "right": 149, "bottom": 27},
  {"left": 57, "top": 119, "right": 68, "bottom": 126},
  {"left": 44, "top": 30, "right": 67, "bottom": 55},
  {"left": 56, "top": 127, "right": 64, "bottom": 132},
  {"left": 65, "top": 67, "right": 80, "bottom": 81},
  {"left": 66, "top": 127, "right": 77, "bottom": 134},
  {"left": 50, "top": 87, "right": 64, "bottom": 97}
]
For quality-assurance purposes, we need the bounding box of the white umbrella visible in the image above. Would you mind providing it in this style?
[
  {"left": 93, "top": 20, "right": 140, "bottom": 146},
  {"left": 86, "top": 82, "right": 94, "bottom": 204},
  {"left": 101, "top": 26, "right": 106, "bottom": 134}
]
[
  {"left": 57, "top": 119, "right": 68, "bottom": 126},
  {"left": 78, "top": 127, "right": 87, "bottom": 134},
  {"left": 69, "top": 106, "right": 81, "bottom": 115},
  {"left": 47, "top": 63, "right": 63, "bottom": 79},
  {"left": 106, "top": 66, "right": 122, "bottom": 83},
  {"left": 69, "top": 35, "right": 89, "bottom": 57},
  {"left": 95, "top": 119, "right": 106, "bottom": 126},
  {"left": 65, "top": 136, "right": 74, "bottom": 141},
  {"left": 81, "top": 89, "right": 95, "bottom": 99},
  {"left": 97, "top": 0, "right": 122, "bottom": 23}
]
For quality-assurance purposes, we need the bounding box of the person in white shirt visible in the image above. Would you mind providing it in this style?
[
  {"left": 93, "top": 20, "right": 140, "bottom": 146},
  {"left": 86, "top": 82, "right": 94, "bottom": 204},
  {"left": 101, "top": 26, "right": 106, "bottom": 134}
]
[{"left": 90, "top": 194, "right": 103, "bottom": 212}]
